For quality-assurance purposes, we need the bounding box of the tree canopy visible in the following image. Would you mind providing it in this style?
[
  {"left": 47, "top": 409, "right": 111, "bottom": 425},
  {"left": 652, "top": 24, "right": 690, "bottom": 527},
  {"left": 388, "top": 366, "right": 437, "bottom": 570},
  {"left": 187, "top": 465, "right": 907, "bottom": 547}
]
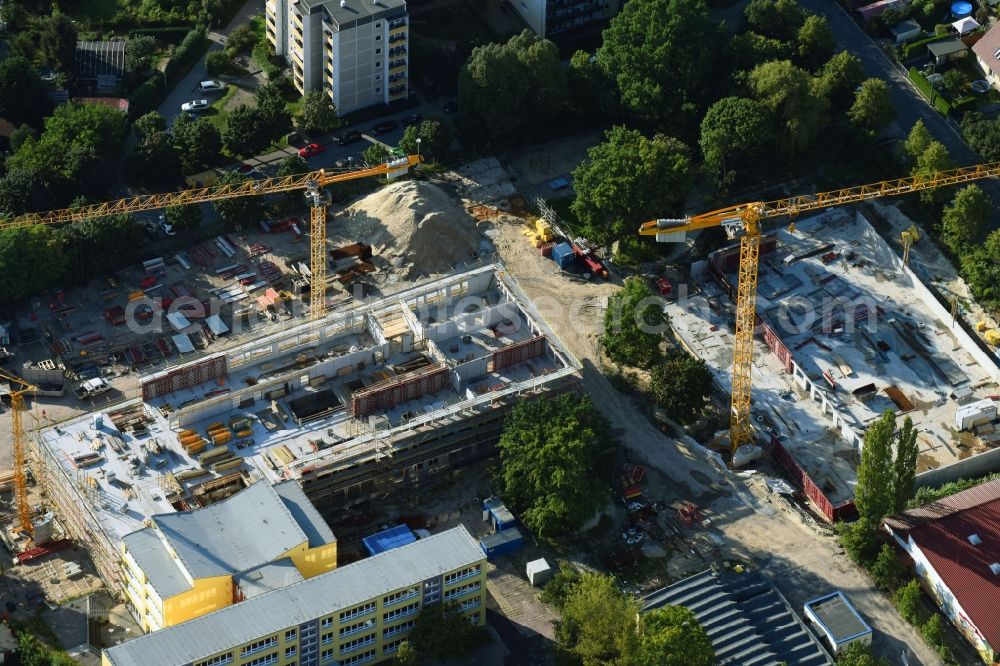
[
  {"left": 904, "top": 120, "right": 933, "bottom": 164},
  {"left": 212, "top": 171, "right": 258, "bottom": 229},
  {"left": 699, "top": 96, "right": 772, "bottom": 186},
  {"left": 960, "top": 112, "right": 1000, "bottom": 161},
  {"left": 172, "top": 114, "right": 223, "bottom": 173},
  {"left": 603, "top": 277, "right": 667, "bottom": 368},
  {"left": 597, "top": 0, "right": 719, "bottom": 132},
  {"left": 0, "top": 56, "right": 51, "bottom": 127},
  {"left": 817, "top": 51, "right": 864, "bottom": 112},
  {"left": 494, "top": 394, "right": 612, "bottom": 541},
  {"left": 298, "top": 89, "right": 339, "bottom": 135},
  {"left": 912, "top": 140, "right": 953, "bottom": 207},
  {"left": 941, "top": 185, "right": 989, "bottom": 255},
  {"left": 556, "top": 572, "right": 639, "bottom": 666},
  {"left": 125, "top": 34, "right": 157, "bottom": 74},
  {"left": 748, "top": 59, "right": 828, "bottom": 155},
  {"left": 744, "top": 0, "right": 805, "bottom": 42},
  {"left": 399, "top": 119, "right": 452, "bottom": 162},
  {"left": 849, "top": 78, "right": 895, "bottom": 135},
  {"left": 457, "top": 30, "right": 566, "bottom": 147},
  {"left": 961, "top": 229, "right": 1000, "bottom": 304},
  {"left": 637, "top": 606, "right": 715, "bottom": 666},
  {"left": 407, "top": 602, "right": 484, "bottom": 659},
  {"left": 649, "top": 353, "right": 714, "bottom": 425},
  {"left": 796, "top": 15, "right": 835, "bottom": 71},
  {"left": 571, "top": 126, "right": 692, "bottom": 246}
]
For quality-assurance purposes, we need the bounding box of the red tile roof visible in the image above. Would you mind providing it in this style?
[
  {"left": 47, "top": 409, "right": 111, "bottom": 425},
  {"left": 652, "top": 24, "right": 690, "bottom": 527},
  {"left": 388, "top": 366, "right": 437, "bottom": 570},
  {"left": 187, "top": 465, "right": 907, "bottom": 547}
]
[
  {"left": 972, "top": 23, "right": 1000, "bottom": 76},
  {"left": 886, "top": 480, "right": 1000, "bottom": 650}
]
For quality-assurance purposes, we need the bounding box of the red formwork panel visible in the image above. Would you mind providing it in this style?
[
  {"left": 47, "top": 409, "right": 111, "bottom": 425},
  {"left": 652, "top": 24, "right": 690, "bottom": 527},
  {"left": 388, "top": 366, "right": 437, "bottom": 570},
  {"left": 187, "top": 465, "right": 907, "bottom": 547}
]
[
  {"left": 762, "top": 323, "right": 793, "bottom": 372},
  {"left": 492, "top": 335, "right": 547, "bottom": 372},
  {"left": 352, "top": 365, "right": 449, "bottom": 418},
  {"left": 141, "top": 354, "right": 227, "bottom": 401}
]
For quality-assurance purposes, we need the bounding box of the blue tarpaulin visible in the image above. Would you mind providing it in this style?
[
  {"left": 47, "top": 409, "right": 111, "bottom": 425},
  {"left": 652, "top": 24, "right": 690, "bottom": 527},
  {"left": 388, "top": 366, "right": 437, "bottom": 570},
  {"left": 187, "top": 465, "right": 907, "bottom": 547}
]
[{"left": 362, "top": 525, "right": 417, "bottom": 556}]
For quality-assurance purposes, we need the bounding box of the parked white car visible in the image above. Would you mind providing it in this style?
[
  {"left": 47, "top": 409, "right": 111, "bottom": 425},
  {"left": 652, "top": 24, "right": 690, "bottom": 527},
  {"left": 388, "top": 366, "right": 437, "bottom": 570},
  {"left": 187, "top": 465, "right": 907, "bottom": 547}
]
[
  {"left": 199, "top": 80, "right": 226, "bottom": 93},
  {"left": 181, "top": 99, "right": 209, "bottom": 114}
]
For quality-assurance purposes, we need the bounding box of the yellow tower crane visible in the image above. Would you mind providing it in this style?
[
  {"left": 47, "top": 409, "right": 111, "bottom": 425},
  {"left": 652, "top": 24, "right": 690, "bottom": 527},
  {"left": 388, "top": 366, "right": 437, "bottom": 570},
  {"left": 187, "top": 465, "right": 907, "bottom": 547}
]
[
  {"left": 0, "top": 369, "right": 39, "bottom": 534},
  {"left": 639, "top": 161, "right": 1000, "bottom": 457},
  {"left": 3, "top": 155, "right": 423, "bottom": 320}
]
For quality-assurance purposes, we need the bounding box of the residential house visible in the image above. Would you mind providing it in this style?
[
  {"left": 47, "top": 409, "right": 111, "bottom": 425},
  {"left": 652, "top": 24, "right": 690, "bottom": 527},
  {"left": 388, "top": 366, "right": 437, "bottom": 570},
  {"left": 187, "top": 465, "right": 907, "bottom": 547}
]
[{"left": 972, "top": 22, "right": 1000, "bottom": 91}]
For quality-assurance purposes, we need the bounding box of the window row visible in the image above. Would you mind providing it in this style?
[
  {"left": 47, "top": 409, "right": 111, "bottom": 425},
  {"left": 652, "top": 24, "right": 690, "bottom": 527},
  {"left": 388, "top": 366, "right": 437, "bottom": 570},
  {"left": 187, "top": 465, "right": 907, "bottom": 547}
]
[{"left": 241, "top": 637, "right": 277, "bottom": 657}]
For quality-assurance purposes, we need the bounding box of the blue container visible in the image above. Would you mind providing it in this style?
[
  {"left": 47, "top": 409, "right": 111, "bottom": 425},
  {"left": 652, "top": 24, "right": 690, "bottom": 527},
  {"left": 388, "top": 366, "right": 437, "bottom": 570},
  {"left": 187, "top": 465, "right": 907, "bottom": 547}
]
[
  {"left": 480, "top": 528, "right": 524, "bottom": 558},
  {"left": 551, "top": 242, "right": 576, "bottom": 270},
  {"left": 951, "top": 0, "right": 972, "bottom": 17}
]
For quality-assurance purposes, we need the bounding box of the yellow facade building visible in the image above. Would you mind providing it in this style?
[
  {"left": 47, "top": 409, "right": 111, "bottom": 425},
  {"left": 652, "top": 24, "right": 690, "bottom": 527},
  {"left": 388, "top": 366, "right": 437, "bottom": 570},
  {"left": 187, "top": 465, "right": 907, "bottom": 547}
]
[
  {"left": 104, "top": 526, "right": 486, "bottom": 666},
  {"left": 120, "top": 480, "right": 337, "bottom": 631}
]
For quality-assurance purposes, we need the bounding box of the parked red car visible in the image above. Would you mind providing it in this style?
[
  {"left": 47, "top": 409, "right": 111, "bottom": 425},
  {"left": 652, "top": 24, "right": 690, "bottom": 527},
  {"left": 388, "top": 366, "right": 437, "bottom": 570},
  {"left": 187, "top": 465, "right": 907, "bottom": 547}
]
[{"left": 298, "top": 143, "right": 326, "bottom": 158}]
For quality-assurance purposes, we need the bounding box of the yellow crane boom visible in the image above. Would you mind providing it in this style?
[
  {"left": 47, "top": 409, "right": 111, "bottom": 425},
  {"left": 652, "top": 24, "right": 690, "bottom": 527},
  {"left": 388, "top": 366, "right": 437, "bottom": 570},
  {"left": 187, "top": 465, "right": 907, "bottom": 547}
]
[
  {"left": 2, "top": 155, "right": 423, "bottom": 319},
  {"left": 0, "top": 369, "right": 39, "bottom": 533},
  {"left": 639, "top": 161, "right": 1000, "bottom": 456}
]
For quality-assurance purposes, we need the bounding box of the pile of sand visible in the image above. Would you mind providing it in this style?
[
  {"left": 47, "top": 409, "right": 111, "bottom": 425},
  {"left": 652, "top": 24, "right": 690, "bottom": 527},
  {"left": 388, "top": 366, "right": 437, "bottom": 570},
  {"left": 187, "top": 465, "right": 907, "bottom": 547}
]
[{"left": 341, "top": 180, "right": 483, "bottom": 278}]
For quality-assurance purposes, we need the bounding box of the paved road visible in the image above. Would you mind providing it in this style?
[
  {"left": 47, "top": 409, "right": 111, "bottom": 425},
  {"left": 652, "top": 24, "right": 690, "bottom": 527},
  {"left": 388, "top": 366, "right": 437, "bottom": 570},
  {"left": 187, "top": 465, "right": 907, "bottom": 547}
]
[
  {"left": 800, "top": 0, "right": 1000, "bottom": 203},
  {"left": 159, "top": 0, "right": 266, "bottom": 122}
]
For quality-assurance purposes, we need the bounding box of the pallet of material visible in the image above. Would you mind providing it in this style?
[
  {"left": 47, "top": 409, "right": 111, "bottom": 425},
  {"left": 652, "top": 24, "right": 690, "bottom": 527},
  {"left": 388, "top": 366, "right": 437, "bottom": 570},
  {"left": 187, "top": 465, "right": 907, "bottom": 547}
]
[
  {"left": 209, "top": 430, "right": 233, "bottom": 445},
  {"left": 199, "top": 445, "right": 232, "bottom": 463},
  {"left": 175, "top": 468, "right": 211, "bottom": 482},
  {"left": 270, "top": 445, "right": 296, "bottom": 465},
  {"left": 72, "top": 453, "right": 105, "bottom": 468},
  {"left": 212, "top": 458, "right": 244, "bottom": 473}
]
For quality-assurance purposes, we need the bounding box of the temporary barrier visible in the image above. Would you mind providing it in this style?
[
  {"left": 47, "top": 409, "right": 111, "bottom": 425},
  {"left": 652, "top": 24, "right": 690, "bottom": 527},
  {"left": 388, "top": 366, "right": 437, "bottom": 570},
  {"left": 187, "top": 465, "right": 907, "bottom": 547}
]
[
  {"left": 141, "top": 354, "right": 227, "bottom": 401},
  {"left": 351, "top": 365, "right": 449, "bottom": 417},
  {"left": 493, "top": 335, "right": 546, "bottom": 372}
]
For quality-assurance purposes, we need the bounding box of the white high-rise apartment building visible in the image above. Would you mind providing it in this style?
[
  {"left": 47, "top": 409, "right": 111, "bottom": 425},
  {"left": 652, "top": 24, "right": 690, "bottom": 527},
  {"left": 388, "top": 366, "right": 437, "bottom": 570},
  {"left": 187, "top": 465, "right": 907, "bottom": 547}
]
[{"left": 266, "top": 0, "right": 408, "bottom": 114}]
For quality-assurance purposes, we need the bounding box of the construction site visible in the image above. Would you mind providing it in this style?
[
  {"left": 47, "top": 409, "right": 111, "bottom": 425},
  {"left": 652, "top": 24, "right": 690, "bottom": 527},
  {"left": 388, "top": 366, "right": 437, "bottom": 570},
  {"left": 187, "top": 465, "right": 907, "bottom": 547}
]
[
  {"left": 667, "top": 207, "right": 1000, "bottom": 520},
  {"left": 25, "top": 259, "right": 578, "bottom": 599}
]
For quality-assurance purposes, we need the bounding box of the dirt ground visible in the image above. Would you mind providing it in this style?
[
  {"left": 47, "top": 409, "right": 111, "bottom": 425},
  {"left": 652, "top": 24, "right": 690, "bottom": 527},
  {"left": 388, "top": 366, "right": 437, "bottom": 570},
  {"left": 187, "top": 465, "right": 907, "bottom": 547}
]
[{"left": 486, "top": 212, "right": 948, "bottom": 665}]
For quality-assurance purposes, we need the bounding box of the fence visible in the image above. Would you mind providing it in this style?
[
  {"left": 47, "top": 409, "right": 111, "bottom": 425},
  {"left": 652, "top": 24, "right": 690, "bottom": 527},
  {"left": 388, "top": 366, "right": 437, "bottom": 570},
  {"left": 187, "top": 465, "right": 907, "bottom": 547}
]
[{"left": 770, "top": 437, "right": 856, "bottom": 522}]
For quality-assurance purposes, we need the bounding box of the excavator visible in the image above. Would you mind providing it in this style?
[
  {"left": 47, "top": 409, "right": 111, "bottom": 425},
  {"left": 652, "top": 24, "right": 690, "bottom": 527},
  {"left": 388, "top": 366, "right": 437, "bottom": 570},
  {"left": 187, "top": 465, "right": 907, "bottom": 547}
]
[{"left": 639, "top": 161, "right": 1000, "bottom": 458}]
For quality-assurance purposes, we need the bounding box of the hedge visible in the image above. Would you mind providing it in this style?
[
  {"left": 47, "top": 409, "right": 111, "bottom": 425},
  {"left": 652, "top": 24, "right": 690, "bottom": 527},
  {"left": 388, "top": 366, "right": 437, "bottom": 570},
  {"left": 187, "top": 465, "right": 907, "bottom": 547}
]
[
  {"left": 127, "top": 26, "right": 195, "bottom": 45},
  {"left": 903, "top": 35, "right": 951, "bottom": 59},
  {"left": 129, "top": 23, "right": 208, "bottom": 117},
  {"left": 908, "top": 67, "right": 935, "bottom": 98}
]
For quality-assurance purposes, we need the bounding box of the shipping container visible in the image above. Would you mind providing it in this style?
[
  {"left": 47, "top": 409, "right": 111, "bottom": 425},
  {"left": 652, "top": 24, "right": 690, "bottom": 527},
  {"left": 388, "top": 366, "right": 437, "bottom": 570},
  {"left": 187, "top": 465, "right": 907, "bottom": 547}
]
[
  {"left": 480, "top": 527, "right": 523, "bottom": 558},
  {"left": 551, "top": 243, "right": 576, "bottom": 270}
]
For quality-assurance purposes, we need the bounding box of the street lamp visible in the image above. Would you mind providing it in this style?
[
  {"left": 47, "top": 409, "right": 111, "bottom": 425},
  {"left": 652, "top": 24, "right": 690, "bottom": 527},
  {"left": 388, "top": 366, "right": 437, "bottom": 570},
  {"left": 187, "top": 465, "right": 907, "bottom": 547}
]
[{"left": 415, "top": 137, "right": 422, "bottom": 158}]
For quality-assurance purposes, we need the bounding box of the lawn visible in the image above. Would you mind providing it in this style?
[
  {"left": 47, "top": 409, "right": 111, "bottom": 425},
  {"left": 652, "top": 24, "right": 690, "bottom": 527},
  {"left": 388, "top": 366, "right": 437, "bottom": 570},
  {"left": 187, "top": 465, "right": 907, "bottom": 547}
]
[{"left": 205, "top": 83, "right": 239, "bottom": 133}]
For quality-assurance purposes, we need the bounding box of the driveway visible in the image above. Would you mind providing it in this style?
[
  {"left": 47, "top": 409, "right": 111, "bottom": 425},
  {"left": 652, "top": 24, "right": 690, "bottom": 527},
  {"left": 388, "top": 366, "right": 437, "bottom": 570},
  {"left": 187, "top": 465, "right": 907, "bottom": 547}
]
[
  {"left": 159, "top": 0, "right": 266, "bottom": 122},
  {"left": 799, "top": 0, "right": 1000, "bottom": 205}
]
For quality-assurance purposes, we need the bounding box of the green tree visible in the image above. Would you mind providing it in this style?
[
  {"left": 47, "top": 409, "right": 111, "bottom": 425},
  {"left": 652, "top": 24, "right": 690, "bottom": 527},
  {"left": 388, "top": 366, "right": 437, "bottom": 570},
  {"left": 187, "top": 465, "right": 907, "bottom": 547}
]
[
  {"left": 699, "top": 96, "right": 773, "bottom": 186},
  {"left": 212, "top": 171, "right": 257, "bottom": 229},
  {"left": 0, "top": 1, "right": 30, "bottom": 32},
  {"left": 0, "top": 56, "right": 51, "bottom": 127},
  {"left": 458, "top": 30, "right": 567, "bottom": 147},
  {"left": 817, "top": 51, "right": 864, "bottom": 112},
  {"left": 603, "top": 277, "right": 667, "bottom": 367},
  {"left": 277, "top": 154, "right": 310, "bottom": 177},
  {"left": 921, "top": 614, "right": 948, "bottom": 655},
  {"left": 9, "top": 124, "right": 38, "bottom": 152},
  {"left": 649, "top": 353, "right": 714, "bottom": 424},
  {"left": 363, "top": 143, "right": 390, "bottom": 166},
  {"left": 172, "top": 115, "right": 222, "bottom": 172},
  {"left": 727, "top": 32, "right": 791, "bottom": 72},
  {"left": 125, "top": 34, "right": 157, "bottom": 73},
  {"left": 399, "top": 119, "right": 452, "bottom": 161},
  {"left": 205, "top": 50, "right": 232, "bottom": 76},
  {"left": 913, "top": 140, "right": 954, "bottom": 207},
  {"left": 744, "top": 0, "right": 806, "bottom": 41},
  {"left": 494, "top": 394, "right": 612, "bottom": 540},
  {"left": 407, "top": 602, "right": 484, "bottom": 659},
  {"left": 796, "top": 15, "right": 835, "bottom": 71},
  {"left": 941, "top": 184, "right": 990, "bottom": 255},
  {"left": 224, "top": 104, "right": 271, "bottom": 156},
  {"left": 837, "top": 641, "right": 891, "bottom": 666},
  {"left": 60, "top": 213, "right": 144, "bottom": 281},
  {"left": 540, "top": 564, "right": 583, "bottom": 609},
  {"left": 556, "top": 572, "right": 638, "bottom": 666},
  {"left": 904, "top": 120, "right": 933, "bottom": 164},
  {"left": 853, "top": 410, "right": 898, "bottom": 561},
  {"left": 870, "top": 543, "right": 905, "bottom": 591},
  {"left": 134, "top": 129, "right": 182, "bottom": 186},
  {"left": 893, "top": 579, "right": 924, "bottom": 624},
  {"left": 571, "top": 126, "right": 691, "bottom": 245},
  {"left": 748, "top": 60, "right": 829, "bottom": 155},
  {"left": 597, "top": 0, "right": 719, "bottom": 132},
  {"left": 165, "top": 205, "right": 202, "bottom": 234},
  {"left": 637, "top": 606, "right": 714, "bottom": 666},
  {"left": 392, "top": 641, "right": 417, "bottom": 665},
  {"left": 0, "top": 225, "right": 69, "bottom": 306},
  {"left": 961, "top": 229, "right": 1000, "bottom": 303},
  {"left": 849, "top": 79, "right": 896, "bottom": 134},
  {"left": 225, "top": 23, "right": 257, "bottom": 54},
  {"left": 38, "top": 14, "right": 78, "bottom": 73},
  {"left": 133, "top": 111, "right": 167, "bottom": 140},
  {"left": 567, "top": 49, "right": 616, "bottom": 117},
  {"left": 255, "top": 80, "right": 293, "bottom": 142},
  {"left": 940, "top": 68, "right": 967, "bottom": 97},
  {"left": 891, "top": 416, "right": 919, "bottom": 514},
  {"left": 960, "top": 113, "right": 1000, "bottom": 161},
  {"left": 298, "top": 89, "right": 339, "bottom": 135}
]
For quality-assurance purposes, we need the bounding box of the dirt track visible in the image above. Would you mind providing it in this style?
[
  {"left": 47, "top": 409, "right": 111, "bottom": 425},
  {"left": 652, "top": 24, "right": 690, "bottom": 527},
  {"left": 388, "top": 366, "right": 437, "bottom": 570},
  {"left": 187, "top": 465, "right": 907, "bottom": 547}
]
[{"left": 491, "top": 216, "right": 945, "bottom": 665}]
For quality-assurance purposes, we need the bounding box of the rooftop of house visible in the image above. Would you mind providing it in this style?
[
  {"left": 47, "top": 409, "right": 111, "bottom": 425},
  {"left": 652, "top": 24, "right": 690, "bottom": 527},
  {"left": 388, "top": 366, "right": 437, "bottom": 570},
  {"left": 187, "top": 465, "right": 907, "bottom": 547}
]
[
  {"left": 884, "top": 479, "right": 1000, "bottom": 650},
  {"left": 972, "top": 22, "right": 1000, "bottom": 69}
]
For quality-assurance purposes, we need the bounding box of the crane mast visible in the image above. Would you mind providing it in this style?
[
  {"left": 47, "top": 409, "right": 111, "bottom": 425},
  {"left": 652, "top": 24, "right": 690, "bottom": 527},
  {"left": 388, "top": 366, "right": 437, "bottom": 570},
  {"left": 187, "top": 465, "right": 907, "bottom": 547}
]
[
  {"left": 639, "top": 161, "right": 1000, "bottom": 456},
  {"left": 0, "top": 370, "right": 39, "bottom": 533}
]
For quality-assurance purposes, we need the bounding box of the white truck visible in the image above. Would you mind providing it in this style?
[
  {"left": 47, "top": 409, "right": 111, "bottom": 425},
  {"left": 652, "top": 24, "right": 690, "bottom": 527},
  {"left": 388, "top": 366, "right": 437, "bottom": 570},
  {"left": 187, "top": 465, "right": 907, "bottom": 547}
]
[{"left": 75, "top": 377, "right": 112, "bottom": 400}]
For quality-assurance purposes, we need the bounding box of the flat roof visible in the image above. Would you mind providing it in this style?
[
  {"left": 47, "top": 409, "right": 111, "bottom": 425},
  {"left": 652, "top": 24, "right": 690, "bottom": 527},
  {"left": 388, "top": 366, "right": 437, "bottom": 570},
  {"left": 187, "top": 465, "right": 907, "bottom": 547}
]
[
  {"left": 643, "top": 569, "right": 832, "bottom": 666},
  {"left": 234, "top": 559, "right": 304, "bottom": 600},
  {"left": 927, "top": 38, "right": 967, "bottom": 56},
  {"left": 804, "top": 592, "right": 871, "bottom": 643},
  {"left": 303, "top": 0, "right": 406, "bottom": 28},
  {"left": 103, "top": 526, "right": 484, "bottom": 666}
]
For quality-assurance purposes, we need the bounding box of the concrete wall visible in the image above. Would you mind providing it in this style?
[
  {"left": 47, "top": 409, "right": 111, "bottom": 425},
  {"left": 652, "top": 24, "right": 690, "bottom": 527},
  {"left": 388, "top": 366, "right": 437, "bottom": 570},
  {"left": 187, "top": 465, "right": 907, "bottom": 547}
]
[{"left": 914, "top": 445, "right": 1000, "bottom": 489}]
